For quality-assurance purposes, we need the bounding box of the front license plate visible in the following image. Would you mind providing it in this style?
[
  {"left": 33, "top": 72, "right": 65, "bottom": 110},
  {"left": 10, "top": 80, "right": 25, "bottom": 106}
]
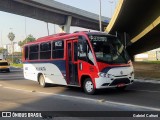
[{"left": 117, "top": 83, "right": 125, "bottom": 87}]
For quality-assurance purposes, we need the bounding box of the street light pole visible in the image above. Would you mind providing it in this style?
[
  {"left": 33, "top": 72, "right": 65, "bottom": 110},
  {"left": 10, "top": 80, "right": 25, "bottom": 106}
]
[{"left": 99, "top": 0, "right": 102, "bottom": 32}]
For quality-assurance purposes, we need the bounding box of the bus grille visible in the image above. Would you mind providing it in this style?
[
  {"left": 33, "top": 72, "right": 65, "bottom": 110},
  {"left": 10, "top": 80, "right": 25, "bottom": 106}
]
[{"left": 109, "top": 78, "right": 130, "bottom": 86}]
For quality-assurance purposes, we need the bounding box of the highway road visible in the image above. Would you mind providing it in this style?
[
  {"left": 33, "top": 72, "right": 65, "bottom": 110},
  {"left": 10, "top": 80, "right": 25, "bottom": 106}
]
[{"left": 0, "top": 67, "right": 160, "bottom": 119}]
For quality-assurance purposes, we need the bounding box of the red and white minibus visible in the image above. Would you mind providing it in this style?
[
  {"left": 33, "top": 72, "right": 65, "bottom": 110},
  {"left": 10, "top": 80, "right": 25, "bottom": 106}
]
[{"left": 22, "top": 31, "right": 134, "bottom": 94}]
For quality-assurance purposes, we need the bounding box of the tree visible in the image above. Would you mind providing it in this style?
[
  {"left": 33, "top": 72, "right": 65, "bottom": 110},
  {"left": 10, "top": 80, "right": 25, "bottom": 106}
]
[
  {"left": 25, "top": 34, "right": 36, "bottom": 43},
  {"left": 18, "top": 41, "right": 23, "bottom": 48},
  {"left": 0, "top": 47, "right": 6, "bottom": 53},
  {"left": 18, "top": 34, "right": 36, "bottom": 47},
  {"left": 8, "top": 32, "right": 15, "bottom": 63},
  {"left": 8, "top": 32, "right": 15, "bottom": 42}
]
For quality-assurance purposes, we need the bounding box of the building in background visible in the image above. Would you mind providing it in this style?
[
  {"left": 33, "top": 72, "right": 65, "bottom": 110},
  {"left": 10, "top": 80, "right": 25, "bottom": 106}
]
[
  {"left": 135, "top": 48, "right": 160, "bottom": 61},
  {"left": 0, "top": 49, "right": 8, "bottom": 60},
  {"left": 3, "top": 42, "right": 21, "bottom": 55},
  {"left": 3, "top": 44, "right": 12, "bottom": 55},
  {"left": 135, "top": 53, "right": 148, "bottom": 61},
  {"left": 14, "top": 42, "right": 21, "bottom": 53}
]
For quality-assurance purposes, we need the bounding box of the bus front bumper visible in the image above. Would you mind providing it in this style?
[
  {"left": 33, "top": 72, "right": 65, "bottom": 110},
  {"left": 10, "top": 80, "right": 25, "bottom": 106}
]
[{"left": 95, "top": 76, "right": 134, "bottom": 89}]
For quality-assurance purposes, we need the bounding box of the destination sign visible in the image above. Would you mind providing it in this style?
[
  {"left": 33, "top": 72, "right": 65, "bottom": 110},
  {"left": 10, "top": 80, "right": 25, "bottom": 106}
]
[{"left": 89, "top": 35, "right": 108, "bottom": 42}]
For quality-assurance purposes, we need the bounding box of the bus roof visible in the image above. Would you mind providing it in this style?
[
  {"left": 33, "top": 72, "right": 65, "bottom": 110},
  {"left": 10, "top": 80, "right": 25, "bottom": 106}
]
[{"left": 24, "top": 31, "right": 116, "bottom": 46}]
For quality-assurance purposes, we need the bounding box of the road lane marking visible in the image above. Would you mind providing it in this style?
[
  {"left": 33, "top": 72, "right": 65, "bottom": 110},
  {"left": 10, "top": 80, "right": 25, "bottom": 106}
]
[
  {"left": 3, "top": 87, "right": 98, "bottom": 102},
  {"left": 51, "top": 94, "right": 160, "bottom": 111},
  {"left": 2, "top": 86, "right": 160, "bottom": 111},
  {"left": 36, "top": 91, "right": 53, "bottom": 95},
  {"left": 3, "top": 87, "right": 34, "bottom": 93},
  {"left": 38, "top": 91, "right": 99, "bottom": 102}
]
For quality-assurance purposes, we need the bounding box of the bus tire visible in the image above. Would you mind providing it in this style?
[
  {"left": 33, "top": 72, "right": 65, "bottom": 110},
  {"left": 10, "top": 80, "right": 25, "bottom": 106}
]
[
  {"left": 39, "top": 74, "right": 47, "bottom": 87},
  {"left": 83, "top": 78, "right": 95, "bottom": 95}
]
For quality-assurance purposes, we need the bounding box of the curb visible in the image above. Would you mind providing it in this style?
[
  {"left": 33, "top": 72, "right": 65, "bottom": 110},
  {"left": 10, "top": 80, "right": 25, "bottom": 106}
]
[{"left": 134, "top": 79, "right": 160, "bottom": 84}]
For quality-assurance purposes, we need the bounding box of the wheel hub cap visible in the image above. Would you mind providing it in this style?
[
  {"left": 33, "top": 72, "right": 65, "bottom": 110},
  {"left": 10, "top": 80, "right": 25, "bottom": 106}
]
[{"left": 85, "top": 81, "right": 93, "bottom": 92}]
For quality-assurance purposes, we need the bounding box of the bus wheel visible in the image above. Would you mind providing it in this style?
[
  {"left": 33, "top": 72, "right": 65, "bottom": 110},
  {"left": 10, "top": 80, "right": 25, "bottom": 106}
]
[
  {"left": 83, "top": 78, "right": 95, "bottom": 95},
  {"left": 39, "top": 74, "right": 47, "bottom": 87}
]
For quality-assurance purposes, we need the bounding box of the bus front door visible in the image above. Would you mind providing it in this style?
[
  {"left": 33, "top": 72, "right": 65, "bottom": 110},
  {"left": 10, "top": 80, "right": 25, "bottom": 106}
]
[{"left": 66, "top": 40, "right": 79, "bottom": 85}]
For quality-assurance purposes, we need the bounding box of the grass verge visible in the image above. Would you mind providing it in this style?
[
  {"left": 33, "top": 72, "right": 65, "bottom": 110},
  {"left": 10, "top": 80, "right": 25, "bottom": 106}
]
[{"left": 11, "top": 63, "right": 23, "bottom": 68}]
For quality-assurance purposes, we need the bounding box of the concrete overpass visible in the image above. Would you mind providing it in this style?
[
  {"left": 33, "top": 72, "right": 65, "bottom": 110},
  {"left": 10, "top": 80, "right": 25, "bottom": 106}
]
[
  {"left": 105, "top": 0, "right": 160, "bottom": 56},
  {"left": 0, "top": 0, "right": 109, "bottom": 33}
]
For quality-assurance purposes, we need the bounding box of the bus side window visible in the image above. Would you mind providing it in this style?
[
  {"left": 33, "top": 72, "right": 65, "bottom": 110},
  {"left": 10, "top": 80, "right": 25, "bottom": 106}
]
[
  {"left": 40, "top": 42, "right": 51, "bottom": 59},
  {"left": 52, "top": 40, "right": 64, "bottom": 59},
  {"left": 29, "top": 44, "right": 39, "bottom": 60},
  {"left": 25, "top": 46, "right": 28, "bottom": 60}
]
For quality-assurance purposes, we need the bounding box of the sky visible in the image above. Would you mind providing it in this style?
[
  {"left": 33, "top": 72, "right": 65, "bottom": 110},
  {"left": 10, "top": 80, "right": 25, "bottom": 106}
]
[{"left": 0, "top": 0, "right": 118, "bottom": 47}]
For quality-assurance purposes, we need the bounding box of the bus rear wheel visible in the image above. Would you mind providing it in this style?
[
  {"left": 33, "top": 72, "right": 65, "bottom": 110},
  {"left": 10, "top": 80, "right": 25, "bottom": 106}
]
[
  {"left": 39, "top": 74, "right": 47, "bottom": 87},
  {"left": 83, "top": 78, "right": 95, "bottom": 95}
]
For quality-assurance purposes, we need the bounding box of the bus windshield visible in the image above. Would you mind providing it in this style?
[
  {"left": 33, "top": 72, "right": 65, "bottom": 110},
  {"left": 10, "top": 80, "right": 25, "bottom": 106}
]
[{"left": 88, "top": 35, "right": 130, "bottom": 64}]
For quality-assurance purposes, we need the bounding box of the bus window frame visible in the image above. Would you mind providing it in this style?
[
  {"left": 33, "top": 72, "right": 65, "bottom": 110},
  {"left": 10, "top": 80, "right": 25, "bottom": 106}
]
[
  {"left": 24, "top": 46, "right": 29, "bottom": 60},
  {"left": 40, "top": 41, "right": 52, "bottom": 60},
  {"left": 52, "top": 40, "right": 65, "bottom": 60},
  {"left": 23, "top": 34, "right": 96, "bottom": 63},
  {"left": 29, "top": 44, "right": 40, "bottom": 60},
  {"left": 23, "top": 39, "right": 66, "bottom": 62}
]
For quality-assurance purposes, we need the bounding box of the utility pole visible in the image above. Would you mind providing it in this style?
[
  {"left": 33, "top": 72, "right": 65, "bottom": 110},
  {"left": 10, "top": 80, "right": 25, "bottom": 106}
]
[
  {"left": 25, "top": 17, "right": 27, "bottom": 43},
  {"left": 47, "top": 22, "right": 49, "bottom": 35}
]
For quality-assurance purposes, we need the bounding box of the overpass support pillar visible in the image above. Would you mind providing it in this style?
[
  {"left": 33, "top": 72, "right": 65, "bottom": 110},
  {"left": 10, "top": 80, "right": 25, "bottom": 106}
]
[{"left": 59, "top": 16, "right": 72, "bottom": 33}]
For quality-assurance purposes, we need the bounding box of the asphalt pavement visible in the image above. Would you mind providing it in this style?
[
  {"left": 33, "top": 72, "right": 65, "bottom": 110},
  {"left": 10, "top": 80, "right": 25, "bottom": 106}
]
[{"left": 0, "top": 67, "right": 160, "bottom": 119}]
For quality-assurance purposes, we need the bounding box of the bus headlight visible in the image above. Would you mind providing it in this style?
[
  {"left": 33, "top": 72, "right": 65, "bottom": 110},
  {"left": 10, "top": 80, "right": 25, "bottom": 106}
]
[
  {"left": 98, "top": 72, "right": 112, "bottom": 78},
  {"left": 99, "top": 72, "right": 106, "bottom": 78}
]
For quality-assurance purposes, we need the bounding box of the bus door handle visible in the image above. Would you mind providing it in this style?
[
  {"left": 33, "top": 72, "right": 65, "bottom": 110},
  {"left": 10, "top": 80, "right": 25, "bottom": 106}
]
[{"left": 79, "top": 62, "right": 83, "bottom": 70}]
